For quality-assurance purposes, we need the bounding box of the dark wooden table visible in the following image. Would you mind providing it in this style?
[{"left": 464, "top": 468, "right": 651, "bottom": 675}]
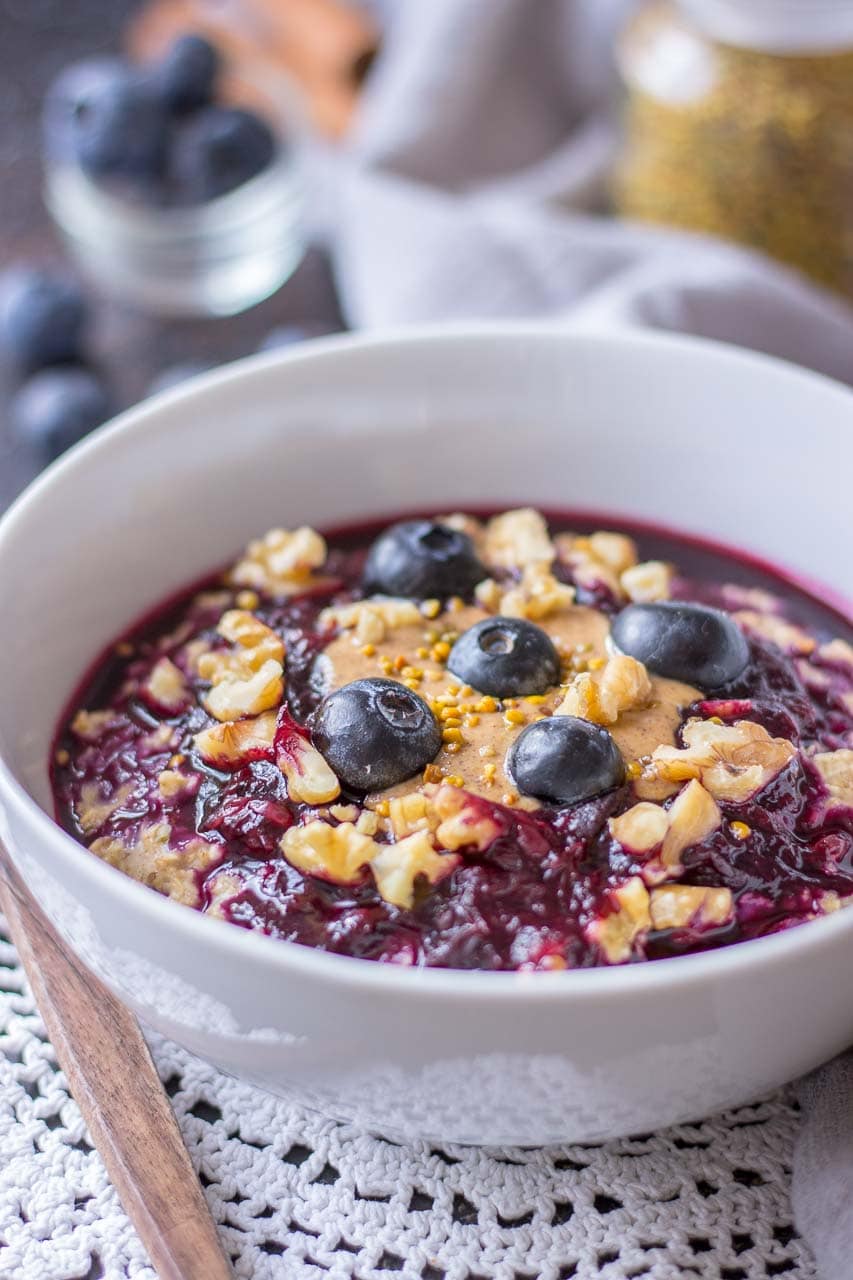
[{"left": 0, "top": 0, "right": 343, "bottom": 514}]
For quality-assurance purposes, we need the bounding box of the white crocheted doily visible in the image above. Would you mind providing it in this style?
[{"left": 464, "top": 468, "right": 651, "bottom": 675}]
[{"left": 0, "top": 916, "right": 816, "bottom": 1280}]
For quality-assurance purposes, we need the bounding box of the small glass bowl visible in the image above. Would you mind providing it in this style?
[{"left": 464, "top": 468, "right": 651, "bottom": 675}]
[{"left": 43, "top": 70, "right": 307, "bottom": 318}]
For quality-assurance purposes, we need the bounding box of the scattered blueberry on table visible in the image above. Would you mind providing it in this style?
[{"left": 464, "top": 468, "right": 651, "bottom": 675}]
[
  {"left": 11, "top": 366, "right": 112, "bottom": 462},
  {"left": 0, "top": 267, "right": 88, "bottom": 369}
]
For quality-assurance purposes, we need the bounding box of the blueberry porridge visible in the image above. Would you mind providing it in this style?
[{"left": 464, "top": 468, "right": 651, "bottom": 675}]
[{"left": 52, "top": 509, "right": 853, "bottom": 970}]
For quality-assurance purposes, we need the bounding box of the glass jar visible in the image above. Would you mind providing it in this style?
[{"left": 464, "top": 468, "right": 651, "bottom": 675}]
[
  {"left": 613, "top": 0, "right": 853, "bottom": 297},
  {"left": 44, "top": 68, "right": 307, "bottom": 318}
]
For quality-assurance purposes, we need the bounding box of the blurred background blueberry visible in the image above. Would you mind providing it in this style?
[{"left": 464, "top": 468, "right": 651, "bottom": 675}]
[
  {"left": 169, "top": 106, "right": 277, "bottom": 203},
  {"left": 11, "top": 366, "right": 112, "bottom": 461},
  {"left": 45, "top": 59, "right": 169, "bottom": 191},
  {"left": 0, "top": 268, "right": 89, "bottom": 370},
  {"left": 151, "top": 33, "right": 220, "bottom": 114}
]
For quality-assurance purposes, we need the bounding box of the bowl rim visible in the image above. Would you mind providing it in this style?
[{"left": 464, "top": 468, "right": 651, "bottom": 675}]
[{"left": 2, "top": 320, "right": 853, "bottom": 1004}]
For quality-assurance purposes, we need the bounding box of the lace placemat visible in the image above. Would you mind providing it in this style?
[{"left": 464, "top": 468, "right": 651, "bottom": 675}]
[{"left": 0, "top": 917, "right": 816, "bottom": 1280}]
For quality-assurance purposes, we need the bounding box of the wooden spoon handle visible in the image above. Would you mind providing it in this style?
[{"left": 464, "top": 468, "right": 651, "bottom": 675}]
[{"left": 0, "top": 844, "right": 234, "bottom": 1280}]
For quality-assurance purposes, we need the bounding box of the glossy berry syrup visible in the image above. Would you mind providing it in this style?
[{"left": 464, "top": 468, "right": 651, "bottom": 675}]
[{"left": 51, "top": 512, "right": 853, "bottom": 971}]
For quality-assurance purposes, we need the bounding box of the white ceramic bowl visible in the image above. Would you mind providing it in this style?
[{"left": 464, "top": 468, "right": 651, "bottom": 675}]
[{"left": 1, "top": 326, "right": 851, "bottom": 1146}]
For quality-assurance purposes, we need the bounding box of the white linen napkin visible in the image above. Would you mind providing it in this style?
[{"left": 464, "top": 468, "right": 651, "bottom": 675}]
[{"left": 324, "top": 3, "right": 853, "bottom": 1271}]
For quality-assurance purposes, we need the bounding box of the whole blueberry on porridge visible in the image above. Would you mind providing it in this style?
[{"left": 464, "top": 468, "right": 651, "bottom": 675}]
[{"left": 52, "top": 509, "right": 853, "bottom": 970}]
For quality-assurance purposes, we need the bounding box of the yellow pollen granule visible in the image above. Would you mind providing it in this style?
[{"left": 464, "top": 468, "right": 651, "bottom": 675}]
[
  {"left": 55, "top": 748, "right": 70, "bottom": 766},
  {"left": 431, "top": 642, "right": 451, "bottom": 662},
  {"left": 464, "top": 714, "right": 481, "bottom": 728},
  {"left": 235, "top": 590, "right": 260, "bottom": 610},
  {"left": 504, "top": 709, "right": 526, "bottom": 726},
  {"left": 445, "top": 775, "right": 464, "bottom": 787},
  {"left": 476, "top": 696, "right": 498, "bottom": 714},
  {"left": 420, "top": 599, "right": 441, "bottom": 619},
  {"left": 442, "top": 727, "right": 465, "bottom": 745},
  {"left": 731, "top": 821, "right": 752, "bottom": 841},
  {"left": 361, "top": 643, "right": 377, "bottom": 657}
]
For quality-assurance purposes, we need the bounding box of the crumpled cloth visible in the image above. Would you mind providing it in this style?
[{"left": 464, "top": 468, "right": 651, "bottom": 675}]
[
  {"left": 327, "top": 0, "right": 853, "bottom": 387},
  {"left": 322, "top": 3, "right": 853, "bottom": 1273}
]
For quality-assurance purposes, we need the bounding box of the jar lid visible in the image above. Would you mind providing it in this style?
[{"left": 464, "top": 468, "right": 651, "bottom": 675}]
[{"left": 677, "top": 0, "right": 853, "bottom": 51}]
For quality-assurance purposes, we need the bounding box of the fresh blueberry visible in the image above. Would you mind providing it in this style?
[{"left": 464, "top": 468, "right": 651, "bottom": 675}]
[
  {"left": 169, "top": 106, "right": 276, "bottom": 202},
  {"left": 610, "top": 601, "right": 750, "bottom": 690},
  {"left": 447, "top": 616, "right": 560, "bottom": 697},
  {"left": 312, "top": 678, "right": 442, "bottom": 792},
  {"left": 506, "top": 716, "right": 625, "bottom": 806},
  {"left": 45, "top": 60, "right": 169, "bottom": 187},
  {"left": 12, "top": 367, "right": 112, "bottom": 461},
  {"left": 147, "top": 361, "right": 214, "bottom": 396},
  {"left": 0, "top": 268, "right": 88, "bottom": 369},
  {"left": 363, "top": 520, "right": 487, "bottom": 600},
  {"left": 152, "top": 34, "right": 220, "bottom": 113}
]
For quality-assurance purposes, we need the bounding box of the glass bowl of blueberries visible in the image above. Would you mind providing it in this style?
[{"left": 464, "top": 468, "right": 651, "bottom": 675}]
[{"left": 42, "top": 34, "right": 306, "bottom": 317}]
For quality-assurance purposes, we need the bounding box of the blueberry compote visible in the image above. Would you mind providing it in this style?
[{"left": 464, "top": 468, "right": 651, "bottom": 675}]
[{"left": 52, "top": 510, "right": 853, "bottom": 971}]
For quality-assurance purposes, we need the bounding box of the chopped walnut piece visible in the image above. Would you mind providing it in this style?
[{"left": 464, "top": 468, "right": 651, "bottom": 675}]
[
  {"left": 144, "top": 657, "right": 189, "bottom": 713},
  {"left": 194, "top": 710, "right": 277, "bottom": 768},
  {"left": 556, "top": 531, "right": 638, "bottom": 599},
  {"left": 157, "top": 769, "right": 190, "bottom": 798},
  {"left": 557, "top": 654, "right": 652, "bottom": 726},
  {"left": 321, "top": 598, "right": 422, "bottom": 646},
  {"left": 70, "top": 709, "right": 119, "bottom": 742},
  {"left": 813, "top": 750, "right": 853, "bottom": 810},
  {"left": 281, "top": 820, "right": 376, "bottom": 884},
  {"left": 620, "top": 560, "right": 673, "bottom": 603},
  {"left": 646, "top": 719, "right": 796, "bottom": 802},
  {"left": 277, "top": 730, "right": 340, "bottom": 805},
  {"left": 733, "top": 611, "right": 816, "bottom": 656},
  {"left": 649, "top": 884, "right": 733, "bottom": 931},
  {"left": 90, "top": 822, "right": 220, "bottom": 907},
  {"left": 432, "top": 785, "right": 501, "bottom": 852},
  {"left": 610, "top": 781, "right": 721, "bottom": 879},
  {"left": 586, "top": 532, "right": 638, "bottom": 576},
  {"left": 474, "top": 578, "right": 503, "bottom": 611},
  {"left": 140, "top": 723, "right": 178, "bottom": 754},
  {"left": 659, "top": 780, "right": 722, "bottom": 875},
  {"left": 819, "top": 638, "right": 853, "bottom": 670},
  {"left": 499, "top": 564, "right": 575, "bottom": 621},
  {"left": 586, "top": 876, "right": 650, "bottom": 963},
  {"left": 77, "top": 781, "right": 133, "bottom": 835},
  {"left": 231, "top": 526, "right": 328, "bottom": 596},
  {"left": 370, "top": 831, "right": 458, "bottom": 909},
  {"left": 609, "top": 802, "right": 670, "bottom": 853},
  {"left": 387, "top": 791, "right": 437, "bottom": 839},
  {"left": 484, "top": 508, "right": 554, "bottom": 570},
  {"left": 205, "top": 870, "right": 243, "bottom": 920},
  {"left": 204, "top": 659, "right": 284, "bottom": 723},
  {"left": 217, "top": 609, "right": 285, "bottom": 663},
  {"left": 355, "top": 809, "right": 380, "bottom": 836}
]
